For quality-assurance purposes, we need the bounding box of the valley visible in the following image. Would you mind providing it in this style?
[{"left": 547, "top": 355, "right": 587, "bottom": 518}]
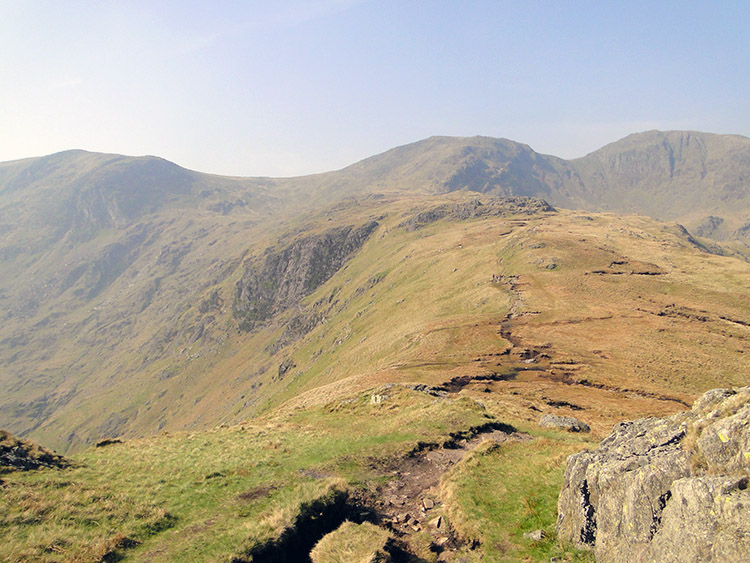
[{"left": 1, "top": 131, "right": 749, "bottom": 561}]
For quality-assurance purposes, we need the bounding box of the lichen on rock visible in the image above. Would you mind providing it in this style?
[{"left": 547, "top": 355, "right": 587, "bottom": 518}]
[{"left": 539, "top": 414, "right": 590, "bottom": 433}]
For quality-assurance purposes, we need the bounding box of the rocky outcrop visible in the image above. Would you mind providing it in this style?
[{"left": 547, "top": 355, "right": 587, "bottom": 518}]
[
  {"left": 556, "top": 387, "right": 750, "bottom": 562},
  {"left": 0, "top": 429, "right": 70, "bottom": 472},
  {"left": 233, "top": 221, "right": 378, "bottom": 331},
  {"left": 398, "top": 196, "right": 554, "bottom": 231}
]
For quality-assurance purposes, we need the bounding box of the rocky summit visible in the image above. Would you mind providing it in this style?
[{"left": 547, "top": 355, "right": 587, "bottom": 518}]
[{"left": 557, "top": 386, "right": 750, "bottom": 562}]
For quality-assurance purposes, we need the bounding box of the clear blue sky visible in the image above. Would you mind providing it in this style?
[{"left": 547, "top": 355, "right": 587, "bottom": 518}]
[{"left": 2, "top": 1, "right": 749, "bottom": 176}]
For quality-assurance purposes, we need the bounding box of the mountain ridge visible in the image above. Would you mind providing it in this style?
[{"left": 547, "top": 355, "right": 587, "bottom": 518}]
[
  {"left": 3, "top": 129, "right": 748, "bottom": 245},
  {"left": 1, "top": 130, "right": 749, "bottom": 454}
]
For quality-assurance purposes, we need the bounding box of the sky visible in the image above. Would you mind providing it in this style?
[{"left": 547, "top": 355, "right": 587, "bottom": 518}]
[{"left": 2, "top": 0, "right": 749, "bottom": 177}]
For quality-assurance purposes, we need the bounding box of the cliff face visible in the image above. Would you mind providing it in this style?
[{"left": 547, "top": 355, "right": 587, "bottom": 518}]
[
  {"left": 557, "top": 387, "right": 750, "bottom": 562},
  {"left": 233, "top": 221, "right": 379, "bottom": 331}
]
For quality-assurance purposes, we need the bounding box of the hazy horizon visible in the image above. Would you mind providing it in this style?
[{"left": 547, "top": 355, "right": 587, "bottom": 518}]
[{"left": 3, "top": 1, "right": 749, "bottom": 177}]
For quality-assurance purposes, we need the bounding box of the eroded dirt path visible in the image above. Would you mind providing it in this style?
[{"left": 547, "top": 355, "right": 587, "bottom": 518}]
[{"left": 356, "top": 424, "right": 531, "bottom": 561}]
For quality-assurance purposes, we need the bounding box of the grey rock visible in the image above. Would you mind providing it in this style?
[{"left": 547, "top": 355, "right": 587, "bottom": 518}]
[
  {"left": 539, "top": 414, "right": 590, "bottom": 433},
  {"left": 556, "top": 387, "right": 750, "bottom": 563},
  {"left": 556, "top": 417, "right": 689, "bottom": 561},
  {"left": 398, "top": 197, "right": 555, "bottom": 232},
  {"left": 695, "top": 403, "right": 750, "bottom": 474},
  {"left": 233, "top": 221, "right": 378, "bottom": 331},
  {"left": 690, "top": 387, "right": 736, "bottom": 413},
  {"left": 277, "top": 357, "right": 296, "bottom": 380},
  {"left": 649, "top": 476, "right": 750, "bottom": 562},
  {"left": 523, "top": 529, "right": 547, "bottom": 541},
  {"left": 0, "top": 429, "right": 70, "bottom": 472}
]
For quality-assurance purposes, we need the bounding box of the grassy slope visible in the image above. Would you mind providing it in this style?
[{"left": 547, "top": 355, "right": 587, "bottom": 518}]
[
  {"left": 2, "top": 199, "right": 749, "bottom": 561},
  {"left": 4, "top": 191, "right": 748, "bottom": 460},
  {"left": 3, "top": 133, "right": 750, "bottom": 453},
  {"left": 440, "top": 436, "right": 594, "bottom": 562},
  {"left": 0, "top": 387, "right": 499, "bottom": 561},
  {"left": 497, "top": 213, "right": 750, "bottom": 392},
  {"left": 219, "top": 199, "right": 748, "bottom": 434},
  {"left": 310, "top": 521, "right": 392, "bottom": 563},
  {"left": 1, "top": 385, "right": 598, "bottom": 562}
]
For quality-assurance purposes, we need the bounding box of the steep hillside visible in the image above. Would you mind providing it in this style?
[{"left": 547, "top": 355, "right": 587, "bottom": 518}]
[{"left": 0, "top": 151, "right": 283, "bottom": 450}]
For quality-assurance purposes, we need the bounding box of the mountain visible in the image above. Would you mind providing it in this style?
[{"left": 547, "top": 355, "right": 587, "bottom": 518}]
[
  {"left": 565, "top": 130, "right": 750, "bottom": 242},
  {"left": 0, "top": 150, "right": 283, "bottom": 449},
  {"left": 0, "top": 132, "right": 749, "bottom": 455},
  {"left": 0, "top": 132, "right": 749, "bottom": 561},
  {"left": 273, "top": 131, "right": 750, "bottom": 249},
  {"left": 0, "top": 149, "right": 280, "bottom": 244},
  {"left": 294, "top": 135, "right": 564, "bottom": 199}
]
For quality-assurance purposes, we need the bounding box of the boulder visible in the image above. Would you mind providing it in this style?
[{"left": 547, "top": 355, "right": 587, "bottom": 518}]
[
  {"left": 539, "top": 414, "right": 590, "bottom": 433},
  {"left": 556, "top": 387, "right": 750, "bottom": 562},
  {"left": 523, "top": 529, "right": 547, "bottom": 541}
]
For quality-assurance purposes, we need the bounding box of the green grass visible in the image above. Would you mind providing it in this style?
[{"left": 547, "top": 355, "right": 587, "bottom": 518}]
[
  {"left": 0, "top": 386, "right": 493, "bottom": 561},
  {"left": 440, "top": 434, "right": 595, "bottom": 562},
  {"left": 310, "top": 521, "right": 392, "bottom": 563}
]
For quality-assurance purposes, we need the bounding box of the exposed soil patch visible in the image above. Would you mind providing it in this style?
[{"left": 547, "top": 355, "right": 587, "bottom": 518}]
[
  {"left": 648, "top": 305, "right": 750, "bottom": 330},
  {"left": 544, "top": 398, "right": 583, "bottom": 411},
  {"left": 222, "top": 422, "right": 523, "bottom": 563},
  {"left": 95, "top": 438, "right": 122, "bottom": 448},
  {"left": 571, "top": 378, "right": 690, "bottom": 407},
  {"left": 587, "top": 260, "right": 665, "bottom": 276},
  {"left": 441, "top": 371, "right": 517, "bottom": 393},
  {"left": 236, "top": 485, "right": 278, "bottom": 502},
  {"left": 719, "top": 315, "right": 750, "bottom": 328}
]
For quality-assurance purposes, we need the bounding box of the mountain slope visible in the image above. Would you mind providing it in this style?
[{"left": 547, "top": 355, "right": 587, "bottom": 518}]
[
  {"left": 0, "top": 149, "right": 281, "bottom": 244},
  {"left": 1, "top": 196, "right": 749, "bottom": 561},
  {"left": 0, "top": 151, "right": 285, "bottom": 449},
  {"left": 0, "top": 132, "right": 749, "bottom": 454},
  {"left": 1, "top": 135, "right": 749, "bottom": 560},
  {"left": 272, "top": 131, "right": 750, "bottom": 249},
  {"left": 565, "top": 130, "right": 750, "bottom": 241}
]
